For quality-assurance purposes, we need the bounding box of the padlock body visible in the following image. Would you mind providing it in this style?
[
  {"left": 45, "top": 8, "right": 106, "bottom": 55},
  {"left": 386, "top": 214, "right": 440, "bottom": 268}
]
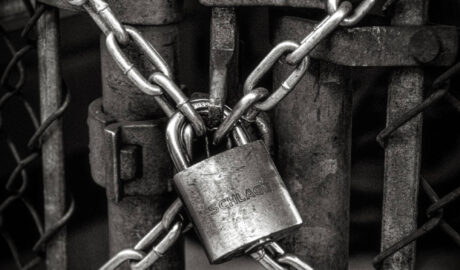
[{"left": 173, "top": 140, "right": 302, "bottom": 263}]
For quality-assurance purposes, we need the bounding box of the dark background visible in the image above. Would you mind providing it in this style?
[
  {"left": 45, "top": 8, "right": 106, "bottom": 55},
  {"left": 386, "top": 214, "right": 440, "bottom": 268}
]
[{"left": 0, "top": 0, "right": 460, "bottom": 269}]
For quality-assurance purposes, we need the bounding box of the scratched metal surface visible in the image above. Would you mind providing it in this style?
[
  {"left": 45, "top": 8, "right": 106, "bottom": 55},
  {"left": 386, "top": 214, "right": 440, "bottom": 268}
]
[{"left": 1, "top": 1, "right": 460, "bottom": 270}]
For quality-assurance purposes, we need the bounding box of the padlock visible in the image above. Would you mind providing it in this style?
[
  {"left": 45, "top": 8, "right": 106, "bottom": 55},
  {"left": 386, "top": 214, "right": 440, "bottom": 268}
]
[{"left": 166, "top": 99, "right": 303, "bottom": 264}]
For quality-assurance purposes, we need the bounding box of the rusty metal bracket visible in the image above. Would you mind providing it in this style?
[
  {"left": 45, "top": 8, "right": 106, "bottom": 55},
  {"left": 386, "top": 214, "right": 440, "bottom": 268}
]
[
  {"left": 88, "top": 99, "right": 172, "bottom": 203},
  {"left": 274, "top": 17, "right": 458, "bottom": 67}
]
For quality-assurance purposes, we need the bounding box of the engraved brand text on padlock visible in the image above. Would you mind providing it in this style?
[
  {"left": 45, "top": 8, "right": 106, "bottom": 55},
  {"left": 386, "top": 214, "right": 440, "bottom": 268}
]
[
  {"left": 166, "top": 99, "right": 302, "bottom": 264},
  {"left": 173, "top": 141, "right": 302, "bottom": 263},
  {"left": 206, "top": 180, "right": 273, "bottom": 216}
]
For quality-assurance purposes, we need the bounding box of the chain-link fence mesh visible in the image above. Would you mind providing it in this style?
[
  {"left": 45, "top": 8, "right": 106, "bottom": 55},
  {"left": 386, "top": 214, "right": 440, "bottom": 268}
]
[
  {"left": 0, "top": 3, "right": 73, "bottom": 269},
  {"left": 373, "top": 62, "right": 460, "bottom": 268},
  {"left": 1, "top": 1, "right": 460, "bottom": 269}
]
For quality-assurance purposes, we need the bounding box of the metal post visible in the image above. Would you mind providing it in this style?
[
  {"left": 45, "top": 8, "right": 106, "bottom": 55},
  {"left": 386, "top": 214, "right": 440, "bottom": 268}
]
[
  {"left": 273, "top": 17, "right": 351, "bottom": 270},
  {"left": 37, "top": 6, "right": 67, "bottom": 270},
  {"left": 96, "top": 1, "right": 183, "bottom": 269},
  {"left": 380, "top": 0, "right": 427, "bottom": 269},
  {"left": 209, "top": 7, "right": 238, "bottom": 126}
]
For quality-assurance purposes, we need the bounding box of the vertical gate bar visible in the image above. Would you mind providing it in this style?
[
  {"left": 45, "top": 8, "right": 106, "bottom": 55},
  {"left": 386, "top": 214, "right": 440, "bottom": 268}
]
[
  {"left": 209, "top": 7, "right": 238, "bottom": 126},
  {"left": 272, "top": 16, "right": 351, "bottom": 269},
  {"left": 380, "top": 0, "right": 428, "bottom": 269},
  {"left": 37, "top": 6, "right": 67, "bottom": 270},
  {"left": 274, "top": 60, "right": 351, "bottom": 270},
  {"left": 98, "top": 1, "right": 183, "bottom": 269}
]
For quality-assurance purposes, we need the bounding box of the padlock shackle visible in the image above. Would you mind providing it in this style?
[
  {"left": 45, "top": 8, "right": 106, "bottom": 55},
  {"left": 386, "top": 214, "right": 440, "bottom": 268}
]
[{"left": 166, "top": 99, "right": 250, "bottom": 171}]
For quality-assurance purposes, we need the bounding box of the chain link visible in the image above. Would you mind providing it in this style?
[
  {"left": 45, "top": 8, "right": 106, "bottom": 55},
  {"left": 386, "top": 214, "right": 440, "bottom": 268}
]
[
  {"left": 69, "top": 0, "right": 206, "bottom": 136},
  {"left": 213, "top": 87, "right": 269, "bottom": 144},
  {"left": 243, "top": 41, "right": 309, "bottom": 110},
  {"left": 286, "top": 2, "right": 352, "bottom": 65},
  {"left": 214, "top": 2, "right": 359, "bottom": 141},
  {"left": 68, "top": 1, "right": 207, "bottom": 268},
  {"left": 251, "top": 242, "right": 313, "bottom": 270},
  {"left": 75, "top": 0, "right": 398, "bottom": 268},
  {"left": 87, "top": 0, "right": 376, "bottom": 268},
  {"left": 99, "top": 199, "right": 188, "bottom": 270},
  {"left": 150, "top": 72, "right": 207, "bottom": 136},
  {"left": 326, "top": 0, "right": 377, "bottom": 26},
  {"left": 215, "top": 0, "right": 380, "bottom": 141}
]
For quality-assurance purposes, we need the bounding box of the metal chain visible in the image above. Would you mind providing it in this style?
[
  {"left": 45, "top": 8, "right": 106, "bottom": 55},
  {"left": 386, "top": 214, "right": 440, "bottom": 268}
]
[
  {"left": 99, "top": 199, "right": 191, "bottom": 270},
  {"left": 0, "top": 3, "right": 74, "bottom": 269},
  {"left": 326, "top": 0, "right": 377, "bottom": 27},
  {"left": 63, "top": 0, "right": 202, "bottom": 268},
  {"left": 214, "top": 0, "right": 374, "bottom": 143},
  {"left": 78, "top": 0, "right": 373, "bottom": 269},
  {"left": 251, "top": 242, "right": 313, "bottom": 270},
  {"left": 211, "top": 0, "right": 460, "bottom": 261},
  {"left": 68, "top": 0, "right": 206, "bottom": 136}
]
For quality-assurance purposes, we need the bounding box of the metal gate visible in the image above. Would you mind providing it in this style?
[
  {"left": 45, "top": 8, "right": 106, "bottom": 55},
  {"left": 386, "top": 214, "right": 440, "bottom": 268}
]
[{"left": 0, "top": 0, "right": 459, "bottom": 269}]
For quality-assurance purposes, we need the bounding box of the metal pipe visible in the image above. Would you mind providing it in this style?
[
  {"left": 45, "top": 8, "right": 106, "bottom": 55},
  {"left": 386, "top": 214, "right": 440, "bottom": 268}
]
[
  {"left": 380, "top": 0, "right": 428, "bottom": 269},
  {"left": 37, "top": 6, "right": 67, "bottom": 270},
  {"left": 272, "top": 16, "right": 351, "bottom": 270},
  {"left": 97, "top": 1, "right": 183, "bottom": 270}
]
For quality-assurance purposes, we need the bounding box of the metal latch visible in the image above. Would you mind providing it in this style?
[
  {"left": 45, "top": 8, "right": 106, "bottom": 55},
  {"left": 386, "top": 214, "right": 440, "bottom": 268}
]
[{"left": 88, "top": 99, "right": 172, "bottom": 203}]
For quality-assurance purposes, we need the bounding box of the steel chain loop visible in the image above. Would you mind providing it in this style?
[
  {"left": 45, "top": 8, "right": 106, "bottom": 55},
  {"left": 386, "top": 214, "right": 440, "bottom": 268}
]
[
  {"left": 243, "top": 41, "right": 309, "bottom": 110},
  {"left": 68, "top": 0, "right": 206, "bottom": 136},
  {"left": 213, "top": 87, "right": 269, "bottom": 144},
  {"left": 99, "top": 200, "right": 186, "bottom": 270},
  {"left": 68, "top": 3, "right": 204, "bottom": 267},
  {"left": 73, "top": 0, "right": 377, "bottom": 268},
  {"left": 150, "top": 72, "right": 207, "bottom": 136},
  {"left": 326, "top": 0, "right": 377, "bottom": 27},
  {"left": 286, "top": 2, "right": 352, "bottom": 65},
  {"left": 215, "top": 2, "right": 355, "bottom": 142},
  {"left": 251, "top": 242, "right": 313, "bottom": 270}
]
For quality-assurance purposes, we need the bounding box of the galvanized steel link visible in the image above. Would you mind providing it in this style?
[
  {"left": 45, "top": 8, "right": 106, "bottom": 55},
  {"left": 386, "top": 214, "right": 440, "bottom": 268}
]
[
  {"left": 326, "top": 0, "right": 377, "bottom": 27},
  {"left": 69, "top": 0, "right": 129, "bottom": 44},
  {"left": 130, "top": 222, "right": 182, "bottom": 270},
  {"left": 99, "top": 249, "right": 145, "bottom": 270},
  {"left": 243, "top": 41, "right": 309, "bottom": 111},
  {"left": 251, "top": 242, "right": 313, "bottom": 270},
  {"left": 69, "top": 0, "right": 374, "bottom": 269},
  {"left": 267, "top": 242, "right": 313, "bottom": 270},
  {"left": 105, "top": 27, "right": 169, "bottom": 96},
  {"left": 213, "top": 87, "right": 269, "bottom": 144},
  {"left": 67, "top": 0, "right": 207, "bottom": 135},
  {"left": 213, "top": 41, "right": 309, "bottom": 144},
  {"left": 150, "top": 73, "right": 207, "bottom": 136},
  {"left": 215, "top": 2, "right": 354, "bottom": 138},
  {"left": 285, "top": 1, "right": 352, "bottom": 65},
  {"left": 98, "top": 200, "right": 185, "bottom": 270}
]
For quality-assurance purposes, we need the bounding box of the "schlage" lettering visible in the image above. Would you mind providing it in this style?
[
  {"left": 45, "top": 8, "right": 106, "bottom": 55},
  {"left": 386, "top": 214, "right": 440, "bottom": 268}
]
[{"left": 206, "top": 182, "right": 272, "bottom": 216}]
